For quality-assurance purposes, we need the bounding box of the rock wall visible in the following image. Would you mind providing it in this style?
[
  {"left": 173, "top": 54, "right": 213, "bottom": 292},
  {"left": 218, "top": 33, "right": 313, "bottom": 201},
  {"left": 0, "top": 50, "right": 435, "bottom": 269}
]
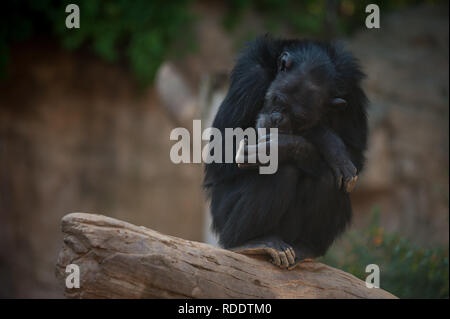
[
  {"left": 0, "top": 41, "right": 204, "bottom": 297},
  {"left": 348, "top": 4, "right": 449, "bottom": 244},
  {"left": 0, "top": 3, "right": 447, "bottom": 298}
]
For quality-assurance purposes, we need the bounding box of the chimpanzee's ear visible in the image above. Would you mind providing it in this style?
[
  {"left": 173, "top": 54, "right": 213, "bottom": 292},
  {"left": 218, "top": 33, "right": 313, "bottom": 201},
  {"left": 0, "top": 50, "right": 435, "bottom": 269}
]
[
  {"left": 278, "top": 52, "right": 293, "bottom": 72},
  {"left": 330, "top": 98, "right": 347, "bottom": 107}
]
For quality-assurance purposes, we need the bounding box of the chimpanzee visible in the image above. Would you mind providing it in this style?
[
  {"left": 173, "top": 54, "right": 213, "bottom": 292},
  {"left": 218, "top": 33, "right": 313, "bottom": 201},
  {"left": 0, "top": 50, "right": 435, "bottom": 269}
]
[{"left": 204, "top": 35, "right": 368, "bottom": 269}]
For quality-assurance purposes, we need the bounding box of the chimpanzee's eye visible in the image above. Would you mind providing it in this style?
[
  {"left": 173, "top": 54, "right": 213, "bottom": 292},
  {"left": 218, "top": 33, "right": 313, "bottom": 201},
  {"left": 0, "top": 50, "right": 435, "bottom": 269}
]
[{"left": 278, "top": 52, "right": 293, "bottom": 72}]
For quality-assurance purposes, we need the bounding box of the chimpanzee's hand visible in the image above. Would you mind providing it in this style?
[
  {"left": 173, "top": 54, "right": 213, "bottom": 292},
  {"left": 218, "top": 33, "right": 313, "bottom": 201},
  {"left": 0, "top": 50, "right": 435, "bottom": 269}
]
[
  {"left": 307, "top": 126, "right": 359, "bottom": 193},
  {"left": 235, "top": 133, "right": 303, "bottom": 168},
  {"left": 327, "top": 153, "right": 358, "bottom": 193}
]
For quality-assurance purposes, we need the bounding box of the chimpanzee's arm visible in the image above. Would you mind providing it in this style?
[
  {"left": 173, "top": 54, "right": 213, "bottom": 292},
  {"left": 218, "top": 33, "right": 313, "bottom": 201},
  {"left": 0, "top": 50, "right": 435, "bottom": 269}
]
[
  {"left": 239, "top": 133, "right": 327, "bottom": 177},
  {"left": 239, "top": 130, "right": 358, "bottom": 192},
  {"left": 303, "top": 126, "right": 358, "bottom": 192},
  {"left": 204, "top": 37, "right": 284, "bottom": 186}
]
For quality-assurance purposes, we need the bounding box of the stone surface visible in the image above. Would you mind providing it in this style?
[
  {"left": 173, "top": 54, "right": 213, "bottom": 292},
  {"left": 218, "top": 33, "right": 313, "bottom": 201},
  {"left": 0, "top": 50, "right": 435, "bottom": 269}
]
[
  {"left": 0, "top": 41, "right": 204, "bottom": 298},
  {"left": 348, "top": 4, "right": 449, "bottom": 243}
]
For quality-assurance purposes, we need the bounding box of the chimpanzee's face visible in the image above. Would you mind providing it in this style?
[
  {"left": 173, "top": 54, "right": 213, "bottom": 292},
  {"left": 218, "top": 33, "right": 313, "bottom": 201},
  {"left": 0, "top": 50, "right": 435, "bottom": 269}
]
[{"left": 262, "top": 50, "right": 337, "bottom": 132}]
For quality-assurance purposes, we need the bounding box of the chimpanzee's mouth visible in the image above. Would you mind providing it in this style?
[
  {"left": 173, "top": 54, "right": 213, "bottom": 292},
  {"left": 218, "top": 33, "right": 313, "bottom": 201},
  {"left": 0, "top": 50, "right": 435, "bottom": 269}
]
[{"left": 291, "top": 114, "right": 318, "bottom": 133}]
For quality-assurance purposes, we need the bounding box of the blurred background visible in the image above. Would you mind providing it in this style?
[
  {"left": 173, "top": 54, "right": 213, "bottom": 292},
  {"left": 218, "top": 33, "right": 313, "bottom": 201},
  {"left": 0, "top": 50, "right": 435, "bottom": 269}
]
[{"left": 0, "top": 0, "right": 448, "bottom": 299}]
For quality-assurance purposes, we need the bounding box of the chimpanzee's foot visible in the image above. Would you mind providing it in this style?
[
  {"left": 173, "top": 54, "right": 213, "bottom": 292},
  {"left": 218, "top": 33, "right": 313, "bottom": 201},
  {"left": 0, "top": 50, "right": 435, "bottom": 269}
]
[{"left": 231, "top": 236, "right": 296, "bottom": 269}]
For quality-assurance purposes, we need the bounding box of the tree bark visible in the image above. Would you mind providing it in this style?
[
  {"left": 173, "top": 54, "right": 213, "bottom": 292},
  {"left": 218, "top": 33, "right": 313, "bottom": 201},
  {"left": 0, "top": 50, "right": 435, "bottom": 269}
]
[{"left": 55, "top": 213, "right": 397, "bottom": 299}]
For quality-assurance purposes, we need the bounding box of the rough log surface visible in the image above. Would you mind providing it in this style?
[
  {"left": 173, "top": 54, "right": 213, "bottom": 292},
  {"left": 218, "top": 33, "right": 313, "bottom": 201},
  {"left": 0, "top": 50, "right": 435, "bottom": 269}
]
[{"left": 55, "top": 213, "right": 397, "bottom": 299}]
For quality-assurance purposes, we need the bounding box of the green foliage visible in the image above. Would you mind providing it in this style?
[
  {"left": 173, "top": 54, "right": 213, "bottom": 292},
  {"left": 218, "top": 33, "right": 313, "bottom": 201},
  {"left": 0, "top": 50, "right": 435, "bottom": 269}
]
[
  {"left": 321, "top": 209, "right": 449, "bottom": 299},
  {"left": 1, "top": 0, "right": 447, "bottom": 82},
  {"left": 223, "top": 0, "right": 448, "bottom": 37},
  {"left": 0, "top": 0, "right": 194, "bottom": 85}
]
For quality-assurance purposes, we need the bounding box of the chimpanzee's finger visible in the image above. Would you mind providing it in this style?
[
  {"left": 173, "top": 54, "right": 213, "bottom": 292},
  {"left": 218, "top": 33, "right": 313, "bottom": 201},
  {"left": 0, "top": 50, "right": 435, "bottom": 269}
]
[
  {"left": 237, "top": 163, "right": 260, "bottom": 169},
  {"left": 345, "top": 175, "right": 358, "bottom": 193}
]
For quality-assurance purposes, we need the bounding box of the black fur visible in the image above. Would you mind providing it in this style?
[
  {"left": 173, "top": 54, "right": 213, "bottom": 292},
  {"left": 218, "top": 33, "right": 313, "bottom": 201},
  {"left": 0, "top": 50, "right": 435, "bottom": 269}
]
[{"left": 204, "top": 35, "right": 368, "bottom": 258}]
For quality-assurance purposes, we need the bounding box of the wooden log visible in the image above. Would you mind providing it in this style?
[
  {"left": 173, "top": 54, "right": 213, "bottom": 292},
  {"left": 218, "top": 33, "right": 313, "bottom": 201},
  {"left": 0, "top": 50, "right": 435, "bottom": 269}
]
[{"left": 55, "top": 213, "right": 397, "bottom": 299}]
